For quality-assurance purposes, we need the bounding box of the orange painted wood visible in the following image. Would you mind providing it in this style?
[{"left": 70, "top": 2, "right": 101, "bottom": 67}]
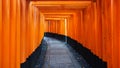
[
  {"left": 34, "top": 8, "right": 41, "bottom": 49},
  {"left": 41, "top": 1, "right": 120, "bottom": 68},
  {"left": 26, "top": 1, "right": 30, "bottom": 59},
  {"left": 20, "top": 2, "right": 45, "bottom": 64},
  {"left": 75, "top": 12, "right": 81, "bottom": 42},
  {"left": 110, "top": 0, "right": 120, "bottom": 68},
  {"left": 31, "top": 1, "right": 91, "bottom": 10},
  {"left": 56, "top": 20, "right": 60, "bottom": 33},
  {"left": 44, "top": 21, "right": 49, "bottom": 32},
  {"left": 26, "top": 3, "right": 31, "bottom": 59},
  {"left": 68, "top": 16, "right": 74, "bottom": 38},
  {"left": 1, "top": 0, "right": 21, "bottom": 67},
  {"left": 10, "top": 0, "right": 17, "bottom": 68},
  {"left": 39, "top": 13, "right": 45, "bottom": 42},
  {"left": 0, "top": 0, "right": 2, "bottom": 68},
  {"left": 96, "top": 0, "right": 102, "bottom": 59},
  {"left": 1, "top": 0, "right": 120, "bottom": 68},
  {"left": 2, "top": 0, "right": 10, "bottom": 68},
  {"left": 20, "top": 0, "right": 27, "bottom": 63},
  {"left": 55, "top": 20, "right": 57, "bottom": 33},
  {"left": 51, "top": 21, "right": 54, "bottom": 33},
  {"left": 73, "top": 13, "right": 78, "bottom": 40},
  {"left": 51, "top": 20, "right": 56, "bottom": 33},
  {"left": 33, "top": 7, "right": 38, "bottom": 50},
  {"left": 101, "top": 0, "right": 114, "bottom": 68},
  {"left": 79, "top": 11, "right": 84, "bottom": 44},
  {"left": 60, "top": 20, "right": 65, "bottom": 35},
  {"left": 33, "top": 0, "right": 91, "bottom": 1},
  {"left": 16, "top": 0, "right": 21, "bottom": 68},
  {"left": 114, "top": 1, "right": 120, "bottom": 68},
  {"left": 83, "top": 6, "right": 92, "bottom": 50},
  {"left": 91, "top": 2, "right": 97, "bottom": 55},
  {"left": 36, "top": 8, "right": 40, "bottom": 47},
  {"left": 37, "top": 13, "right": 41, "bottom": 45},
  {"left": 29, "top": 4, "right": 34, "bottom": 57}
]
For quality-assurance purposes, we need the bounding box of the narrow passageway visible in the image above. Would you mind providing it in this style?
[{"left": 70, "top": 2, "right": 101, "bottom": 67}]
[
  {"left": 1, "top": 0, "right": 120, "bottom": 68},
  {"left": 43, "top": 37, "right": 89, "bottom": 68}
]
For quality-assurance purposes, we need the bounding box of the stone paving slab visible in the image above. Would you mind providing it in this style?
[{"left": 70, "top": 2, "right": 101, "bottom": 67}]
[{"left": 42, "top": 37, "right": 82, "bottom": 68}]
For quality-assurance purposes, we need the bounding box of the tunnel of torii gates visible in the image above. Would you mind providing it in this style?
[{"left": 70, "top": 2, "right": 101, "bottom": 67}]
[{"left": 0, "top": 0, "right": 120, "bottom": 68}]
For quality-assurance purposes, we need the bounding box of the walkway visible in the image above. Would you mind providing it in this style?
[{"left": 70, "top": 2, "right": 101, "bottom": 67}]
[{"left": 42, "top": 37, "right": 82, "bottom": 68}]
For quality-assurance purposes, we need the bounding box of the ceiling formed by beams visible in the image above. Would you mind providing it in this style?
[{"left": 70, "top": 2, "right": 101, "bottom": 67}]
[
  {"left": 30, "top": 0, "right": 92, "bottom": 20},
  {"left": 44, "top": 14, "right": 72, "bottom": 18},
  {"left": 31, "top": 0, "right": 91, "bottom": 1},
  {"left": 44, "top": 14, "right": 72, "bottom": 20},
  {"left": 31, "top": 1, "right": 92, "bottom": 10}
]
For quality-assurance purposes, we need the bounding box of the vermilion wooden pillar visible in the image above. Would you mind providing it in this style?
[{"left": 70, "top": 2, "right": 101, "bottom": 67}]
[
  {"left": 66, "top": 17, "right": 70, "bottom": 37},
  {"left": 68, "top": 16, "right": 74, "bottom": 38},
  {"left": 115, "top": 0, "right": 120, "bottom": 68},
  {"left": 1, "top": 0, "right": 21, "bottom": 67},
  {"left": 10, "top": 0, "right": 17, "bottom": 68},
  {"left": 44, "top": 21, "right": 49, "bottom": 32},
  {"left": 16, "top": 0, "right": 21, "bottom": 68},
  {"left": 60, "top": 19, "right": 65, "bottom": 35},
  {"left": 51, "top": 20, "right": 55, "bottom": 33},
  {"left": 20, "top": 0, "right": 27, "bottom": 63},
  {"left": 82, "top": 6, "right": 91, "bottom": 50},
  {"left": 39, "top": 13, "right": 45, "bottom": 41},
  {"left": 52, "top": 20, "right": 56, "bottom": 33},
  {"left": 110, "top": 0, "right": 120, "bottom": 68},
  {"left": 73, "top": 13, "right": 78, "bottom": 41},
  {"left": 0, "top": 0, "right": 2, "bottom": 68},
  {"left": 82, "top": 0, "right": 102, "bottom": 63},
  {"left": 20, "top": 1, "right": 45, "bottom": 64},
  {"left": 75, "top": 11, "right": 81, "bottom": 42},
  {"left": 95, "top": 0, "right": 102, "bottom": 59},
  {"left": 26, "top": 1, "right": 30, "bottom": 60},
  {"left": 29, "top": 3, "right": 35, "bottom": 57},
  {"left": 79, "top": 11, "right": 84, "bottom": 45},
  {"left": 55, "top": 20, "right": 58, "bottom": 33},
  {"left": 2, "top": 0, "right": 10, "bottom": 68},
  {"left": 101, "top": 0, "right": 114, "bottom": 68}
]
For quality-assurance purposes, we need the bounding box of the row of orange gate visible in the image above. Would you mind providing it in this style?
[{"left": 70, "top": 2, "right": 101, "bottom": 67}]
[
  {"left": 0, "top": 0, "right": 120, "bottom": 68},
  {"left": 44, "top": 0, "right": 120, "bottom": 68}
]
